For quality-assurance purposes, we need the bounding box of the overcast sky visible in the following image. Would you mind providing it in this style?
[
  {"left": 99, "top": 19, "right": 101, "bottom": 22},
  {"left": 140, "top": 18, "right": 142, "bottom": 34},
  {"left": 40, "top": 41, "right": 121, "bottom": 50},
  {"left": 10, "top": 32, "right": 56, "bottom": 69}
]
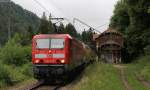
[{"left": 11, "top": 0, "right": 118, "bottom": 33}]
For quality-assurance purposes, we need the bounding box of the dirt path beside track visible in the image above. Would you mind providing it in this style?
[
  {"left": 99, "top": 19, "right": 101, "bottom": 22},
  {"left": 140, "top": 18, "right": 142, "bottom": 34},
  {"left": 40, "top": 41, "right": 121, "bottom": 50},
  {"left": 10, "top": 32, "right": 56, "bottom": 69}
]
[
  {"left": 114, "top": 65, "right": 133, "bottom": 90},
  {"left": 136, "top": 74, "right": 150, "bottom": 88}
]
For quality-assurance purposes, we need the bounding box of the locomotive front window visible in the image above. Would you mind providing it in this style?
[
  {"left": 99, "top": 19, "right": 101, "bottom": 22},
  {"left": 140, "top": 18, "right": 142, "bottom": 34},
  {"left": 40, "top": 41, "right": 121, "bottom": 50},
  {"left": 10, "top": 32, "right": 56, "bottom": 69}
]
[
  {"left": 36, "top": 39, "right": 50, "bottom": 49},
  {"left": 36, "top": 38, "right": 65, "bottom": 49},
  {"left": 51, "top": 39, "right": 64, "bottom": 49}
]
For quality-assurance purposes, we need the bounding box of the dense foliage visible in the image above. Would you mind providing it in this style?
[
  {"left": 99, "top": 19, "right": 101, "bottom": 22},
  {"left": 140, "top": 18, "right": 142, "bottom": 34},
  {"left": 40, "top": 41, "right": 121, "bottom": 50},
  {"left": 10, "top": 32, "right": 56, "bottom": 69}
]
[
  {"left": 81, "top": 29, "right": 96, "bottom": 51},
  {"left": 0, "top": 34, "right": 31, "bottom": 66},
  {"left": 0, "top": 2, "right": 37, "bottom": 87},
  {"left": 110, "top": 0, "right": 150, "bottom": 62},
  {"left": 0, "top": 33, "right": 32, "bottom": 87},
  {"left": 38, "top": 13, "right": 53, "bottom": 34}
]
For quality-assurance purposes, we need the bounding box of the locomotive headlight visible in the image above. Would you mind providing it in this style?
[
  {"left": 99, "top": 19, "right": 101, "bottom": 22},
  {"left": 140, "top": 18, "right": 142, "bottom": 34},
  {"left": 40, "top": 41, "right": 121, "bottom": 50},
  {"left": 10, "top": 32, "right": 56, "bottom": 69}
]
[
  {"left": 52, "top": 54, "right": 65, "bottom": 58},
  {"left": 60, "top": 59, "right": 65, "bottom": 63},
  {"left": 35, "top": 60, "right": 40, "bottom": 63},
  {"left": 35, "top": 54, "right": 47, "bottom": 58}
]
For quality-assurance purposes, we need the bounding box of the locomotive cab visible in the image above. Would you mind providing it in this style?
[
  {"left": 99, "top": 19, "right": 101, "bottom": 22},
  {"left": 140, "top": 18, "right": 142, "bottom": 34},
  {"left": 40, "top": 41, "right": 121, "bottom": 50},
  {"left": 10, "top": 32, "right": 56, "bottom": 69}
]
[{"left": 33, "top": 38, "right": 66, "bottom": 64}]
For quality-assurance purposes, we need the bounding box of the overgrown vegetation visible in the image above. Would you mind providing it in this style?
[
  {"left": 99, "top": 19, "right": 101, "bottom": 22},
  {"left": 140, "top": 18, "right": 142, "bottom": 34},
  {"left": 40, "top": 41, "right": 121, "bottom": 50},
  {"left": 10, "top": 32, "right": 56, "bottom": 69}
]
[
  {"left": 110, "top": 0, "right": 150, "bottom": 62},
  {"left": 73, "top": 62, "right": 125, "bottom": 90},
  {"left": 0, "top": 36, "right": 31, "bottom": 66},
  {"left": 0, "top": 2, "right": 36, "bottom": 86},
  {"left": 125, "top": 55, "right": 150, "bottom": 90},
  {"left": 127, "top": 55, "right": 150, "bottom": 82},
  {"left": 0, "top": 33, "right": 32, "bottom": 88}
]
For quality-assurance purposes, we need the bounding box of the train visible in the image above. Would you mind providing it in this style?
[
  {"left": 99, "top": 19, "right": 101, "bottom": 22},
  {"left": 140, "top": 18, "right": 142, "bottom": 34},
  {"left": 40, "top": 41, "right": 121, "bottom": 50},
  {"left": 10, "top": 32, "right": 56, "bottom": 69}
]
[{"left": 32, "top": 34, "right": 95, "bottom": 81}]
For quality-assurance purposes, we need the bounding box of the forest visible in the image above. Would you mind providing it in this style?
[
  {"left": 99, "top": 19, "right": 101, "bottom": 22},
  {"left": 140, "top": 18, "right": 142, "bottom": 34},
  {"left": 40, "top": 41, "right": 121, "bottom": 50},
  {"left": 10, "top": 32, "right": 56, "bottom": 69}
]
[{"left": 110, "top": 0, "right": 150, "bottom": 62}]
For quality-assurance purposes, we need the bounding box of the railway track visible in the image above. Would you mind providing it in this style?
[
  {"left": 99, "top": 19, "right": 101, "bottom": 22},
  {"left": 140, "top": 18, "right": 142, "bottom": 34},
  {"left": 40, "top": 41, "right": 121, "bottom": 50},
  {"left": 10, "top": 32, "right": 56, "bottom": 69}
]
[
  {"left": 27, "top": 80, "right": 64, "bottom": 90},
  {"left": 27, "top": 61, "right": 89, "bottom": 90},
  {"left": 28, "top": 80, "right": 44, "bottom": 90}
]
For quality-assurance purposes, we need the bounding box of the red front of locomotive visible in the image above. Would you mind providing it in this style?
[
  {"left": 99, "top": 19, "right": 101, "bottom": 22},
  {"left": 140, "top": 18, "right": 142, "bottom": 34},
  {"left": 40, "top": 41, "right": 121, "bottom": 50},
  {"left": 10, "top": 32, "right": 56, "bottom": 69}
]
[
  {"left": 32, "top": 34, "right": 70, "bottom": 65},
  {"left": 32, "top": 34, "right": 71, "bottom": 79}
]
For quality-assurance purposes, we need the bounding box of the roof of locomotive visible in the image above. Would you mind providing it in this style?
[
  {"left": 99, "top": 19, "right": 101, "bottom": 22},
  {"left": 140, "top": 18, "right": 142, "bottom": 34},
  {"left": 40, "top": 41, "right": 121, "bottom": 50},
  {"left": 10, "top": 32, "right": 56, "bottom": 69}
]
[{"left": 33, "top": 34, "right": 72, "bottom": 39}]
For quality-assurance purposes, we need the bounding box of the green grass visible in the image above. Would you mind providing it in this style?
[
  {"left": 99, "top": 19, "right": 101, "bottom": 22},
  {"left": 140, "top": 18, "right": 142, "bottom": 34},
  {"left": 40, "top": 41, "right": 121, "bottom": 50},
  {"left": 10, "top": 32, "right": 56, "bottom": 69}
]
[
  {"left": 136, "top": 56, "right": 150, "bottom": 83},
  {"left": 125, "top": 55, "right": 150, "bottom": 90},
  {"left": 73, "top": 62, "right": 125, "bottom": 90},
  {"left": 125, "top": 66, "right": 149, "bottom": 90}
]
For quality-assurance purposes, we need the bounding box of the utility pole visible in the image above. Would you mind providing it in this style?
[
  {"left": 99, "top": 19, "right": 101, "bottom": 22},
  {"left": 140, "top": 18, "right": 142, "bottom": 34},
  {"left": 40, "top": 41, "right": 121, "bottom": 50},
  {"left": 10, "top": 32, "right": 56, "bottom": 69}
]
[{"left": 50, "top": 18, "right": 64, "bottom": 33}]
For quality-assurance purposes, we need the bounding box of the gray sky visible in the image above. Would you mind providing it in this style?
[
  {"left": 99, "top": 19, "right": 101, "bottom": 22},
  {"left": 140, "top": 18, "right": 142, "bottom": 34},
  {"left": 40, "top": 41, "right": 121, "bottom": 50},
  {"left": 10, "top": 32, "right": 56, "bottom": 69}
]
[{"left": 11, "top": 0, "right": 118, "bottom": 33}]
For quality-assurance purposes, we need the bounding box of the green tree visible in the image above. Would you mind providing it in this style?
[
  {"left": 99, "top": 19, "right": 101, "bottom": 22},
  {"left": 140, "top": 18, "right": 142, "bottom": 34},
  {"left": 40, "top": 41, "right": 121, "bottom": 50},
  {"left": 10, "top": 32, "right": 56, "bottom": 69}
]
[
  {"left": 0, "top": 33, "right": 30, "bottom": 66},
  {"left": 38, "top": 12, "right": 50, "bottom": 34},
  {"left": 109, "top": 0, "right": 129, "bottom": 34},
  {"left": 48, "top": 15, "right": 54, "bottom": 33},
  {"left": 57, "top": 23, "right": 65, "bottom": 34},
  {"left": 0, "top": 2, "right": 40, "bottom": 45},
  {"left": 81, "top": 28, "right": 96, "bottom": 51},
  {"left": 65, "top": 23, "right": 77, "bottom": 37},
  {"left": 76, "top": 33, "right": 82, "bottom": 40},
  {"left": 27, "top": 26, "right": 34, "bottom": 38},
  {"left": 20, "top": 26, "right": 34, "bottom": 45},
  {"left": 110, "top": 0, "right": 150, "bottom": 61},
  {"left": 81, "top": 30, "right": 87, "bottom": 42}
]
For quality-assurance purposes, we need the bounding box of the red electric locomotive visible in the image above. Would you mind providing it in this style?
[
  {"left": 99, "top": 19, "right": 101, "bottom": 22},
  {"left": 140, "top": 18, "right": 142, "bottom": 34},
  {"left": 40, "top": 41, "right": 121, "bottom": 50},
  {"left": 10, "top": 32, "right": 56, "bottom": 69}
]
[{"left": 32, "top": 34, "right": 95, "bottom": 80}]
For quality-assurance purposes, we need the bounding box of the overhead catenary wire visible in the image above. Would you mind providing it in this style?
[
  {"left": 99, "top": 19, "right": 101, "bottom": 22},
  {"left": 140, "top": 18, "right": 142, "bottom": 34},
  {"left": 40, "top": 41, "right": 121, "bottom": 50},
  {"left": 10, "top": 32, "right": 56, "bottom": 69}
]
[
  {"left": 73, "top": 18, "right": 101, "bottom": 33},
  {"left": 95, "top": 23, "right": 108, "bottom": 29},
  {"left": 32, "top": 0, "right": 73, "bottom": 25},
  {"left": 32, "top": 0, "right": 50, "bottom": 14},
  {"left": 32, "top": 0, "right": 56, "bottom": 18},
  {"left": 31, "top": 0, "right": 106, "bottom": 33},
  {"left": 47, "top": 0, "right": 73, "bottom": 24}
]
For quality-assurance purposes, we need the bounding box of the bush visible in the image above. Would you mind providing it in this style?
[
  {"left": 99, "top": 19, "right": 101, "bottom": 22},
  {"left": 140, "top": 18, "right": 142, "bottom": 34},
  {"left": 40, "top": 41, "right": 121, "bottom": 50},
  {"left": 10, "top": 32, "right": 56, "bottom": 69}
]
[
  {"left": 140, "top": 66, "right": 150, "bottom": 82},
  {"left": 0, "top": 41, "right": 26, "bottom": 66},
  {"left": 0, "top": 33, "right": 32, "bottom": 88},
  {"left": 0, "top": 64, "right": 13, "bottom": 87},
  {"left": 23, "top": 45, "right": 32, "bottom": 62},
  {"left": 21, "top": 63, "right": 33, "bottom": 77},
  {"left": 0, "top": 39, "right": 31, "bottom": 66},
  {"left": 138, "top": 56, "right": 150, "bottom": 82},
  {"left": 8, "top": 66, "right": 26, "bottom": 84},
  {"left": 0, "top": 64, "right": 31, "bottom": 88},
  {"left": 131, "top": 55, "right": 150, "bottom": 83}
]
